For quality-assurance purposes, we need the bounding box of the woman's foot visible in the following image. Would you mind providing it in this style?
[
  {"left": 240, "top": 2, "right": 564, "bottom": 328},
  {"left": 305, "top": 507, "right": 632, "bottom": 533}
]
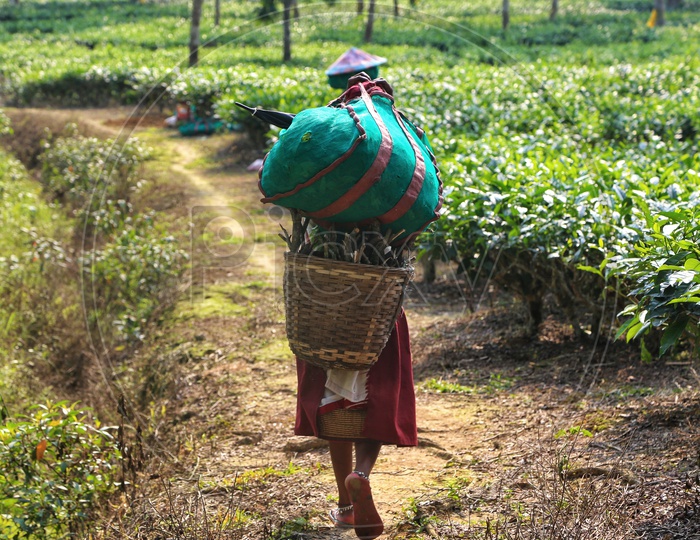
[
  {"left": 344, "top": 471, "right": 383, "bottom": 540},
  {"left": 329, "top": 504, "right": 354, "bottom": 529}
]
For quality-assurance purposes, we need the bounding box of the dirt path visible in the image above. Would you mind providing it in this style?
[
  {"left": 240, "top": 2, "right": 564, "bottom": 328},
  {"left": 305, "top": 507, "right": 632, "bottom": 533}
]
[
  {"left": 90, "top": 112, "right": 504, "bottom": 537},
  {"left": 104, "top": 110, "right": 700, "bottom": 540},
  {"left": 151, "top": 121, "right": 488, "bottom": 531},
  {"left": 10, "top": 108, "right": 699, "bottom": 539}
]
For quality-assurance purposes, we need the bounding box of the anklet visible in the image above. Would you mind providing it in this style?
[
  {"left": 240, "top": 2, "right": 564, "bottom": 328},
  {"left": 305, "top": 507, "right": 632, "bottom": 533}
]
[
  {"left": 353, "top": 470, "right": 369, "bottom": 480},
  {"left": 336, "top": 504, "right": 353, "bottom": 513}
]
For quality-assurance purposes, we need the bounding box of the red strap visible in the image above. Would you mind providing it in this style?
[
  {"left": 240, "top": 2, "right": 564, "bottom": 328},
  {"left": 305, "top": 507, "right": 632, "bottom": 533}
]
[
  {"left": 319, "top": 398, "right": 369, "bottom": 415},
  {"left": 396, "top": 186, "right": 444, "bottom": 246},
  {"left": 372, "top": 108, "right": 427, "bottom": 224},
  {"left": 305, "top": 84, "right": 393, "bottom": 219},
  {"left": 328, "top": 74, "right": 394, "bottom": 107}
]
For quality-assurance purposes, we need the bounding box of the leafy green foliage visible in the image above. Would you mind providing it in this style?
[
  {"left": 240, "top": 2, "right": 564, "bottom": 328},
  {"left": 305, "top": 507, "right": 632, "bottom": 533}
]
[
  {"left": 0, "top": 401, "right": 120, "bottom": 539},
  {"left": 398, "top": 496, "right": 442, "bottom": 536},
  {"left": 0, "top": 109, "right": 11, "bottom": 136},
  {"left": 554, "top": 426, "right": 594, "bottom": 439},
  {"left": 610, "top": 204, "right": 700, "bottom": 356},
  {"left": 423, "top": 58, "right": 700, "bottom": 341},
  {"left": 269, "top": 516, "right": 314, "bottom": 539},
  {"left": 2, "top": 0, "right": 700, "bottom": 359},
  {"left": 423, "top": 374, "right": 515, "bottom": 394},
  {"left": 37, "top": 129, "right": 188, "bottom": 342},
  {"left": 0, "top": 133, "right": 182, "bottom": 535},
  {"left": 0, "top": 150, "right": 74, "bottom": 382},
  {"left": 88, "top": 213, "right": 188, "bottom": 341},
  {"left": 39, "top": 126, "right": 150, "bottom": 214}
]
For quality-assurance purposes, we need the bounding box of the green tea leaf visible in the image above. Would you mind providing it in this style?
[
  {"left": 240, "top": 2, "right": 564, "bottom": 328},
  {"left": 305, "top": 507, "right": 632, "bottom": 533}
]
[
  {"left": 668, "top": 297, "right": 700, "bottom": 304},
  {"left": 684, "top": 259, "right": 700, "bottom": 272},
  {"left": 659, "top": 316, "right": 689, "bottom": 357},
  {"left": 640, "top": 339, "right": 653, "bottom": 364},
  {"left": 577, "top": 265, "right": 602, "bottom": 277},
  {"left": 626, "top": 321, "right": 649, "bottom": 343},
  {"left": 615, "top": 315, "right": 637, "bottom": 341}
]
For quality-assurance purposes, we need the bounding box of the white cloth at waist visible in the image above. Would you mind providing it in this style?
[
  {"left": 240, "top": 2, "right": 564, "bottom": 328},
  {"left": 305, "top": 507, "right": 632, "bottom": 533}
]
[{"left": 321, "top": 368, "right": 369, "bottom": 406}]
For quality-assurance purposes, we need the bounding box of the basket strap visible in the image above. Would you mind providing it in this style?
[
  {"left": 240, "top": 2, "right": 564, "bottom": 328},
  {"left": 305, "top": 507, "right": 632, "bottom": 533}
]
[
  {"left": 305, "top": 84, "right": 393, "bottom": 219},
  {"left": 259, "top": 103, "right": 367, "bottom": 204}
]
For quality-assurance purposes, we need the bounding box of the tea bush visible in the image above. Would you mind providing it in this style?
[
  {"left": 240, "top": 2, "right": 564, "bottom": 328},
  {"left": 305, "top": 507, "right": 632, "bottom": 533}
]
[
  {"left": 0, "top": 144, "right": 131, "bottom": 539},
  {"left": 0, "top": 401, "right": 120, "bottom": 539},
  {"left": 87, "top": 213, "right": 188, "bottom": 341},
  {"left": 0, "top": 146, "right": 73, "bottom": 365},
  {"left": 2, "top": 124, "right": 187, "bottom": 395},
  {"left": 39, "top": 126, "right": 151, "bottom": 213},
  {"left": 38, "top": 128, "right": 188, "bottom": 342},
  {"left": 0, "top": 109, "right": 10, "bottom": 136},
  {"left": 609, "top": 201, "right": 700, "bottom": 356}
]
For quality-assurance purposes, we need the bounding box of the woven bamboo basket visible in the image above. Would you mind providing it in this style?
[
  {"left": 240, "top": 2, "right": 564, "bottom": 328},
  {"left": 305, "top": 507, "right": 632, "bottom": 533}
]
[
  {"left": 283, "top": 252, "right": 413, "bottom": 370},
  {"left": 318, "top": 408, "right": 367, "bottom": 440}
]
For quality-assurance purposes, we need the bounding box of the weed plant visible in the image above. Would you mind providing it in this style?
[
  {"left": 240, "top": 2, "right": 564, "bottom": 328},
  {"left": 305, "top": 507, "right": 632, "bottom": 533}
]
[{"left": 487, "top": 439, "right": 638, "bottom": 540}]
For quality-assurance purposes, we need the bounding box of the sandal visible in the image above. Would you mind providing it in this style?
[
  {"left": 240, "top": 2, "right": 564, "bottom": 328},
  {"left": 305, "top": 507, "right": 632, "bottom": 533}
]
[
  {"left": 345, "top": 471, "right": 384, "bottom": 540},
  {"left": 329, "top": 504, "right": 354, "bottom": 529}
]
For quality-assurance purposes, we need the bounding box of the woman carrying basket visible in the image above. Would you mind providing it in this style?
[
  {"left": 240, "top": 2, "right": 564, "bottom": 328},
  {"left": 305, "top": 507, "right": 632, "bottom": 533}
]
[
  {"left": 253, "top": 72, "right": 442, "bottom": 539},
  {"left": 295, "top": 309, "right": 416, "bottom": 539}
]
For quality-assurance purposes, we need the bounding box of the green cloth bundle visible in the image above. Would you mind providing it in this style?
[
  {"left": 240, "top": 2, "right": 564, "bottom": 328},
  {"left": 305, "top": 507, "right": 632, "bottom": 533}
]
[{"left": 258, "top": 73, "right": 442, "bottom": 243}]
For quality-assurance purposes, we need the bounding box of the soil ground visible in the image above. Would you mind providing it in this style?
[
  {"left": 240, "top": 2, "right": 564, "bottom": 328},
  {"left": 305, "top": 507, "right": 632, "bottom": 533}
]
[{"left": 7, "top": 108, "right": 700, "bottom": 540}]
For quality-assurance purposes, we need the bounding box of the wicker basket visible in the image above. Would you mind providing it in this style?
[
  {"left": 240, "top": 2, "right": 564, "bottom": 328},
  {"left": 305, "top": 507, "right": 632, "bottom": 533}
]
[
  {"left": 284, "top": 252, "right": 412, "bottom": 370},
  {"left": 318, "top": 408, "right": 367, "bottom": 440}
]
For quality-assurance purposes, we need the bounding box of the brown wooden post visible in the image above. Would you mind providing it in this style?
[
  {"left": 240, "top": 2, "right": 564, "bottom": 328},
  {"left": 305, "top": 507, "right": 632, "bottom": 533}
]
[
  {"left": 283, "top": 0, "right": 292, "bottom": 62},
  {"left": 189, "top": 0, "right": 205, "bottom": 67},
  {"left": 654, "top": 0, "right": 665, "bottom": 26},
  {"left": 364, "top": 0, "right": 376, "bottom": 42},
  {"left": 550, "top": 0, "right": 559, "bottom": 20}
]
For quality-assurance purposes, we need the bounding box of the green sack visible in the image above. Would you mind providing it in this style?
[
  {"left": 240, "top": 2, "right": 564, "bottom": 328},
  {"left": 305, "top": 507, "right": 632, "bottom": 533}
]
[{"left": 259, "top": 74, "right": 442, "bottom": 243}]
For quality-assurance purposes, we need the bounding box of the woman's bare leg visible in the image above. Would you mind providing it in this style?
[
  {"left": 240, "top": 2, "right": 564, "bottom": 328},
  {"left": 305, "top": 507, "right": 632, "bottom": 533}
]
[
  {"left": 329, "top": 440, "right": 353, "bottom": 506},
  {"left": 328, "top": 440, "right": 382, "bottom": 506},
  {"left": 354, "top": 440, "right": 382, "bottom": 476},
  {"left": 345, "top": 440, "right": 384, "bottom": 539}
]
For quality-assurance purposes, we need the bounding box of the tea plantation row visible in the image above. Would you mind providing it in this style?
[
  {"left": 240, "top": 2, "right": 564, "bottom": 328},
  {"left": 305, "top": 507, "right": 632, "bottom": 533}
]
[{"left": 2, "top": 0, "right": 699, "bottom": 354}]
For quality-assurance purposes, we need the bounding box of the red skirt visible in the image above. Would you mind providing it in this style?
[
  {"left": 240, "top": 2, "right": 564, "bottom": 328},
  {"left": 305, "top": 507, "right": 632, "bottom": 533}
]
[{"left": 294, "top": 311, "right": 418, "bottom": 447}]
